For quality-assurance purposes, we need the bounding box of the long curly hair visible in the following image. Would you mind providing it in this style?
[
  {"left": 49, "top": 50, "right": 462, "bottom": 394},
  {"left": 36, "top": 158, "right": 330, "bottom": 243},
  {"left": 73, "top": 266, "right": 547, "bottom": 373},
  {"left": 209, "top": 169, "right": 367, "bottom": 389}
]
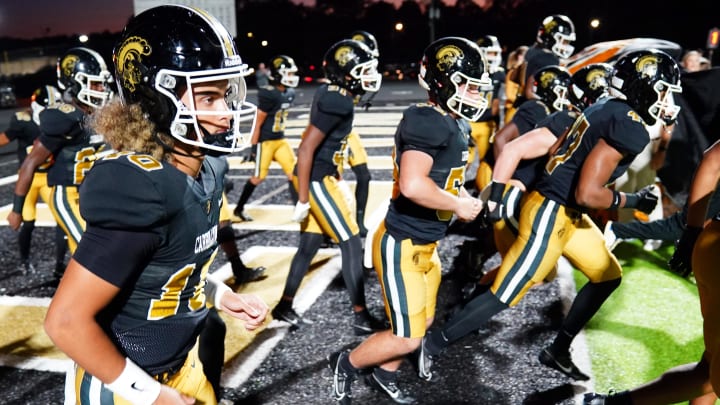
[{"left": 88, "top": 98, "right": 175, "bottom": 162}]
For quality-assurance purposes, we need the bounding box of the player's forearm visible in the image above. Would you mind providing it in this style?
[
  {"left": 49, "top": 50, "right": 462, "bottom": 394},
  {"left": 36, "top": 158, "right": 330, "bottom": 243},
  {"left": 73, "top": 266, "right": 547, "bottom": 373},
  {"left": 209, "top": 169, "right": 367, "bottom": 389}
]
[
  {"left": 686, "top": 141, "right": 720, "bottom": 227},
  {"left": 400, "top": 176, "right": 459, "bottom": 212}
]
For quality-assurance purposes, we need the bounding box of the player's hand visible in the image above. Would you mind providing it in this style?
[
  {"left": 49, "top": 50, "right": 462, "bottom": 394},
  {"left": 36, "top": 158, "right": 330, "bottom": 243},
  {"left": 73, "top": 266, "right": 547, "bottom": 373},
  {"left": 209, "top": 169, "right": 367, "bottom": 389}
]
[
  {"left": 6, "top": 211, "right": 22, "bottom": 231},
  {"left": 292, "top": 201, "right": 310, "bottom": 222},
  {"left": 668, "top": 226, "right": 702, "bottom": 278},
  {"left": 219, "top": 292, "right": 269, "bottom": 330},
  {"left": 455, "top": 196, "right": 483, "bottom": 222},
  {"left": 626, "top": 185, "right": 659, "bottom": 214},
  {"left": 481, "top": 181, "right": 506, "bottom": 223},
  {"left": 242, "top": 146, "right": 257, "bottom": 163},
  {"left": 155, "top": 385, "right": 196, "bottom": 404}
]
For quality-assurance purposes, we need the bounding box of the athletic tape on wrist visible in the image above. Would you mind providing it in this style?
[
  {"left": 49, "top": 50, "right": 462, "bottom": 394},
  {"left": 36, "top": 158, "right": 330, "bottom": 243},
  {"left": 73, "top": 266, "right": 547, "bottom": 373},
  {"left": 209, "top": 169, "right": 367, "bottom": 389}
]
[
  {"left": 12, "top": 194, "right": 25, "bottom": 214},
  {"left": 106, "top": 358, "right": 161, "bottom": 405}
]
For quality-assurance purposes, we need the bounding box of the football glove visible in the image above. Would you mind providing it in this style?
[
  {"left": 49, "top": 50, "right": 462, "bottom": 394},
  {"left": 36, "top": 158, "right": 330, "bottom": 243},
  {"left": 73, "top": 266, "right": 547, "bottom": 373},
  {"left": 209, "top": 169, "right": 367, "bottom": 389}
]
[
  {"left": 291, "top": 201, "right": 311, "bottom": 223},
  {"left": 668, "top": 226, "right": 703, "bottom": 278},
  {"left": 624, "top": 185, "right": 659, "bottom": 214},
  {"left": 242, "top": 145, "right": 257, "bottom": 163}
]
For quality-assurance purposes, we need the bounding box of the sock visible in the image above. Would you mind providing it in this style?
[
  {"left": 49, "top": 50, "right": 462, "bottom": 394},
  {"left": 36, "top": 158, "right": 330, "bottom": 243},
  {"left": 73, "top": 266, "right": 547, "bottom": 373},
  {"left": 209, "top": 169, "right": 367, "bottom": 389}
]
[
  {"left": 548, "top": 330, "right": 573, "bottom": 355},
  {"left": 235, "top": 181, "right": 256, "bottom": 212},
  {"left": 18, "top": 220, "right": 35, "bottom": 262},
  {"left": 340, "top": 352, "right": 359, "bottom": 375},
  {"left": 288, "top": 179, "right": 298, "bottom": 204},
  {"left": 372, "top": 367, "right": 397, "bottom": 383}
]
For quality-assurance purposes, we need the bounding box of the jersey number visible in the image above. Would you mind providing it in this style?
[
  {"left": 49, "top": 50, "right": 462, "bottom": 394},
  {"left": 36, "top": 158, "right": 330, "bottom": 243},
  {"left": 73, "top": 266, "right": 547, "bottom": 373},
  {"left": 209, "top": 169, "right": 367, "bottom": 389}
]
[
  {"left": 437, "top": 166, "right": 465, "bottom": 221},
  {"left": 545, "top": 116, "right": 589, "bottom": 175}
]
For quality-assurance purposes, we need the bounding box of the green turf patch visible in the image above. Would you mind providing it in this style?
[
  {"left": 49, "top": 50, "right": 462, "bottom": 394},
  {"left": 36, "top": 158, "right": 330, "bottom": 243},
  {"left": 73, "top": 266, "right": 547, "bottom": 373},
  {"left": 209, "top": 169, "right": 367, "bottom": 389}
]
[{"left": 573, "top": 240, "right": 705, "bottom": 396}]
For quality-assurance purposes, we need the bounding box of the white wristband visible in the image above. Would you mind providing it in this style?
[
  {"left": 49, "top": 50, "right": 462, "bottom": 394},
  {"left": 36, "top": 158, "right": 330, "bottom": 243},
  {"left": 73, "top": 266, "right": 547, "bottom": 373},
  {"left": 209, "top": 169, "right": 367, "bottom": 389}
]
[
  {"left": 213, "top": 280, "right": 232, "bottom": 310},
  {"left": 106, "top": 358, "right": 161, "bottom": 405}
]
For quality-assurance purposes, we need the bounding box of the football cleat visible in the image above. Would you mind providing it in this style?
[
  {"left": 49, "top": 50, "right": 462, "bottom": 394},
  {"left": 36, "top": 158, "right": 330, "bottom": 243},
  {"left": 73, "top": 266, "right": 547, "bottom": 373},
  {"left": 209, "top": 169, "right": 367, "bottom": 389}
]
[
  {"left": 416, "top": 334, "right": 435, "bottom": 381},
  {"left": 538, "top": 347, "right": 590, "bottom": 381},
  {"left": 271, "top": 305, "right": 313, "bottom": 327},
  {"left": 328, "top": 350, "right": 355, "bottom": 404},
  {"left": 583, "top": 392, "right": 608, "bottom": 404},
  {"left": 352, "top": 310, "right": 388, "bottom": 336},
  {"left": 603, "top": 221, "right": 621, "bottom": 251},
  {"left": 364, "top": 370, "right": 416, "bottom": 404},
  {"left": 233, "top": 265, "right": 267, "bottom": 285},
  {"left": 232, "top": 208, "right": 253, "bottom": 222}
]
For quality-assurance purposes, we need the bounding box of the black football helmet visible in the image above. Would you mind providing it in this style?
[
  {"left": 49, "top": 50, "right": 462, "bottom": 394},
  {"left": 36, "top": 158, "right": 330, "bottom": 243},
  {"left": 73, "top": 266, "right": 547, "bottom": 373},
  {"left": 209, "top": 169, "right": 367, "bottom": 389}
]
[
  {"left": 419, "top": 37, "right": 492, "bottom": 121},
  {"left": 476, "top": 35, "right": 503, "bottom": 73},
  {"left": 113, "top": 5, "right": 257, "bottom": 155},
  {"left": 323, "top": 39, "right": 381, "bottom": 95},
  {"left": 569, "top": 63, "right": 613, "bottom": 111},
  {"left": 57, "top": 47, "right": 113, "bottom": 109},
  {"left": 610, "top": 49, "right": 682, "bottom": 125},
  {"left": 536, "top": 15, "right": 576, "bottom": 59},
  {"left": 531, "top": 65, "right": 572, "bottom": 112},
  {"left": 350, "top": 30, "right": 380, "bottom": 58},
  {"left": 269, "top": 55, "right": 299, "bottom": 88},
  {"left": 30, "top": 85, "right": 62, "bottom": 125}
]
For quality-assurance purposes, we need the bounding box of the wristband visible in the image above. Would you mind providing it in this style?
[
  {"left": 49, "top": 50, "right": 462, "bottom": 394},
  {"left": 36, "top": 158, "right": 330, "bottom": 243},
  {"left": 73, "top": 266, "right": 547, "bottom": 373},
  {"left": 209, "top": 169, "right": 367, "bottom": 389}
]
[
  {"left": 488, "top": 181, "right": 506, "bottom": 203},
  {"left": 106, "top": 357, "right": 161, "bottom": 405},
  {"left": 213, "top": 280, "right": 232, "bottom": 310},
  {"left": 624, "top": 192, "right": 639, "bottom": 208},
  {"left": 609, "top": 190, "right": 622, "bottom": 210},
  {"left": 12, "top": 194, "right": 25, "bottom": 214}
]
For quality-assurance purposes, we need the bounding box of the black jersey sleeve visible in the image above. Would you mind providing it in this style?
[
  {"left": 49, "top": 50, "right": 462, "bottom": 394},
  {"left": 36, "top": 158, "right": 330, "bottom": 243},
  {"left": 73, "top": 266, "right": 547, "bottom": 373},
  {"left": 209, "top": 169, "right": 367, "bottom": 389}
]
[
  {"left": 397, "top": 106, "right": 453, "bottom": 157},
  {"left": 538, "top": 111, "right": 577, "bottom": 137},
  {"left": 38, "top": 105, "right": 85, "bottom": 152},
  {"left": 73, "top": 226, "right": 161, "bottom": 287},
  {"left": 311, "top": 89, "right": 354, "bottom": 134},
  {"left": 257, "top": 87, "right": 280, "bottom": 112},
  {"left": 80, "top": 159, "right": 167, "bottom": 230},
  {"left": 4, "top": 112, "right": 32, "bottom": 141},
  {"left": 604, "top": 104, "right": 649, "bottom": 156},
  {"left": 512, "top": 101, "right": 550, "bottom": 134}
]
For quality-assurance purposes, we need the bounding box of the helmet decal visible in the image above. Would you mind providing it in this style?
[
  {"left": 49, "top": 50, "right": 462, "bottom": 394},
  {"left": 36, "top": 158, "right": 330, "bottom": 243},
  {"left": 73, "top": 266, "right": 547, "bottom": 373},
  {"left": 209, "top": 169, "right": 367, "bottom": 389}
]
[
  {"left": 542, "top": 16, "right": 559, "bottom": 33},
  {"left": 436, "top": 45, "right": 464, "bottom": 73},
  {"left": 586, "top": 68, "right": 609, "bottom": 91},
  {"left": 60, "top": 55, "right": 80, "bottom": 80},
  {"left": 116, "top": 36, "right": 152, "bottom": 93},
  {"left": 539, "top": 70, "right": 559, "bottom": 90},
  {"left": 335, "top": 46, "right": 357, "bottom": 68},
  {"left": 636, "top": 54, "right": 660, "bottom": 79}
]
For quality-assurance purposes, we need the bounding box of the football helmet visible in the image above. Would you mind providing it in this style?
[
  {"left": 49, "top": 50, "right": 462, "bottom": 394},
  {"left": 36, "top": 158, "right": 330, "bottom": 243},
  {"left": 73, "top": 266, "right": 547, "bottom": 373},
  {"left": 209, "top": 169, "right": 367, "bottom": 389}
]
[
  {"left": 536, "top": 15, "right": 576, "bottom": 59},
  {"left": 610, "top": 49, "right": 682, "bottom": 125},
  {"left": 350, "top": 30, "right": 380, "bottom": 58},
  {"left": 323, "top": 39, "right": 381, "bottom": 94},
  {"left": 269, "top": 55, "right": 299, "bottom": 88},
  {"left": 531, "top": 65, "right": 572, "bottom": 112},
  {"left": 30, "top": 85, "right": 61, "bottom": 125},
  {"left": 476, "top": 35, "right": 503, "bottom": 73},
  {"left": 419, "top": 36, "right": 492, "bottom": 121},
  {"left": 113, "top": 4, "right": 257, "bottom": 155},
  {"left": 57, "top": 47, "right": 113, "bottom": 109},
  {"left": 569, "top": 63, "right": 613, "bottom": 111}
]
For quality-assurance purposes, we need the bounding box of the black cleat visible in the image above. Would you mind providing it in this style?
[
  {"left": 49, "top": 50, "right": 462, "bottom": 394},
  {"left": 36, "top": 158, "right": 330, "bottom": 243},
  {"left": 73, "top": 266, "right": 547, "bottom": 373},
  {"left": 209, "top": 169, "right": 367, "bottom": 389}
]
[
  {"left": 352, "top": 310, "right": 388, "bottom": 336},
  {"left": 583, "top": 392, "right": 609, "bottom": 404},
  {"left": 538, "top": 347, "right": 590, "bottom": 381},
  {"left": 328, "top": 350, "right": 355, "bottom": 404},
  {"left": 416, "top": 334, "right": 435, "bottom": 381},
  {"left": 271, "top": 305, "right": 313, "bottom": 327},
  {"left": 233, "top": 266, "right": 267, "bottom": 285},
  {"left": 233, "top": 208, "right": 253, "bottom": 222},
  {"left": 364, "top": 370, "right": 416, "bottom": 404}
]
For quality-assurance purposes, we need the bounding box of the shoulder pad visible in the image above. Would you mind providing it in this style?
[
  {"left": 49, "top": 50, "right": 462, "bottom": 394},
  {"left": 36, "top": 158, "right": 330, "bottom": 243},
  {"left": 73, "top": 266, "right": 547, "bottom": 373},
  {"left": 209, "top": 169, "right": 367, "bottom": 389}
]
[
  {"left": 400, "top": 105, "right": 453, "bottom": 149},
  {"left": 317, "top": 87, "right": 354, "bottom": 116},
  {"left": 14, "top": 111, "right": 32, "bottom": 122},
  {"left": 80, "top": 153, "right": 180, "bottom": 229},
  {"left": 39, "top": 104, "right": 84, "bottom": 138}
]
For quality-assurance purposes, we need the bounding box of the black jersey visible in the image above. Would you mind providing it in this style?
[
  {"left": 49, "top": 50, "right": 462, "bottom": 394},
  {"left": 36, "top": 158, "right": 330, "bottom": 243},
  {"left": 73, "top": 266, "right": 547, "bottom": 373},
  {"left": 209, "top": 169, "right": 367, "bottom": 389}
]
[
  {"left": 77, "top": 153, "right": 227, "bottom": 374},
  {"left": 257, "top": 85, "right": 295, "bottom": 142},
  {"left": 511, "top": 109, "right": 576, "bottom": 188},
  {"left": 3, "top": 110, "right": 41, "bottom": 166},
  {"left": 537, "top": 98, "right": 649, "bottom": 209},
  {"left": 385, "top": 104, "right": 470, "bottom": 244},
  {"left": 524, "top": 46, "right": 560, "bottom": 82},
  {"left": 305, "top": 84, "right": 354, "bottom": 180},
  {"left": 38, "top": 104, "right": 107, "bottom": 186}
]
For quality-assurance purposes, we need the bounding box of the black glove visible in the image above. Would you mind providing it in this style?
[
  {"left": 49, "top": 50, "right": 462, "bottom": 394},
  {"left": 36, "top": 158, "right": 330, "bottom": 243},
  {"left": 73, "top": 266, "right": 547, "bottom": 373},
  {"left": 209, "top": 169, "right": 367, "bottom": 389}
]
[
  {"left": 668, "top": 226, "right": 703, "bottom": 278},
  {"left": 625, "top": 185, "right": 659, "bottom": 214},
  {"left": 482, "top": 181, "right": 506, "bottom": 223},
  {"left": 243, "top": 145, "right": 257, "bottom": 163}
]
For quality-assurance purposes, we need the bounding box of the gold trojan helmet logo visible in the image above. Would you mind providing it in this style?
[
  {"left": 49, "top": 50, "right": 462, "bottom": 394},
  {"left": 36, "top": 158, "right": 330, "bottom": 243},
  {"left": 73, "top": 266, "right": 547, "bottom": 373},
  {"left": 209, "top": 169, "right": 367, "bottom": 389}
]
[
  {"left": 539, "top": 70, "right": 558, "bottom": 89},
  {"left": 116, "top": 36, "right": 152, "bottom": 93},
  {"left": 334, "top": 46, "right": 356, "bottom": 68},
  {"left": 435, "top": 45, "right": 464, "bottom": 72},
  {"left": 272, "top": 57, "right": 285, "bottom": 70},
  {"left": 61, "top": 54, "right": 80, "bottom": 79},
  {"left": 635, "top": 54, "right": 659, "bottom": 79},
  {"left": 351, "top": 33, "right": 364, "bottom": 42},
  {"left": 586, "top": 68, "right": 608, "bottom": 91},
  {"left": 543, "top": 16, "right": 559, "bottom": 33}
]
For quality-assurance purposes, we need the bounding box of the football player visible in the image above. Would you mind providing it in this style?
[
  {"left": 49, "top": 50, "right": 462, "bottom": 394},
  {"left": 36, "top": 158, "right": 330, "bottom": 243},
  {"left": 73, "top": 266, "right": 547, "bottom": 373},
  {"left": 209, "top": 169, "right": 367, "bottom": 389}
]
[
  {"left": 505, "top": 14, "right": 576, "bottom": 121},
  {"left": 586, "top": 137, "right": 720, "bottom": 405},
  {"left": 0, "top": 85, "right": 68, "bottom": 274},
  {"left": 418, "top": 49, "right": 682, "bottom": 382},
  {"left": 328, "top": 37, "right": 486, "bottom": 404},
  {"left": 7, "top": 47, "right": 113, "bottom": 264},
  {"left": 271, "top": 38, "right": 384, "bottom": 335},
  {"left": 43, "top": 5, "right": 268, "bottom": 405},
  {"left": 469, "top": 34, "right": 505, "bottom": 192},
  {"left": 234, "top": 54, "right": 299, "bottom": 221}
]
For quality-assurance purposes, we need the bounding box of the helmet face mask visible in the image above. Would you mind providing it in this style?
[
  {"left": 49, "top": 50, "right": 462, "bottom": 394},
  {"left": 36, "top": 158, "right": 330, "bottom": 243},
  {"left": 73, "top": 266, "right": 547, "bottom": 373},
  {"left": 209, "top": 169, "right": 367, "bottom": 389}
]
[
  {"left": 114, "top": 5, "right": 258, "bottom": 155},
  {"left": 419, "top": 36, "right": 492, "bottom": 121},
  {"left": 477, "top": 35, "right": 502, "bottom": 73},
  {"left": 57, "top": 47, "right": 113, "bottom": 109},
  {"left": 537, "top": 15, "right": 576, "bottom": 59},
  {"left": 532, "top": 65, "right": 572, "bottom": 112},
  {"left": 349, "top": 59, "right": 381, "bottom": 93},
  {"left": 610, "top": 49, "right": 682, "bottom": 126}
]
